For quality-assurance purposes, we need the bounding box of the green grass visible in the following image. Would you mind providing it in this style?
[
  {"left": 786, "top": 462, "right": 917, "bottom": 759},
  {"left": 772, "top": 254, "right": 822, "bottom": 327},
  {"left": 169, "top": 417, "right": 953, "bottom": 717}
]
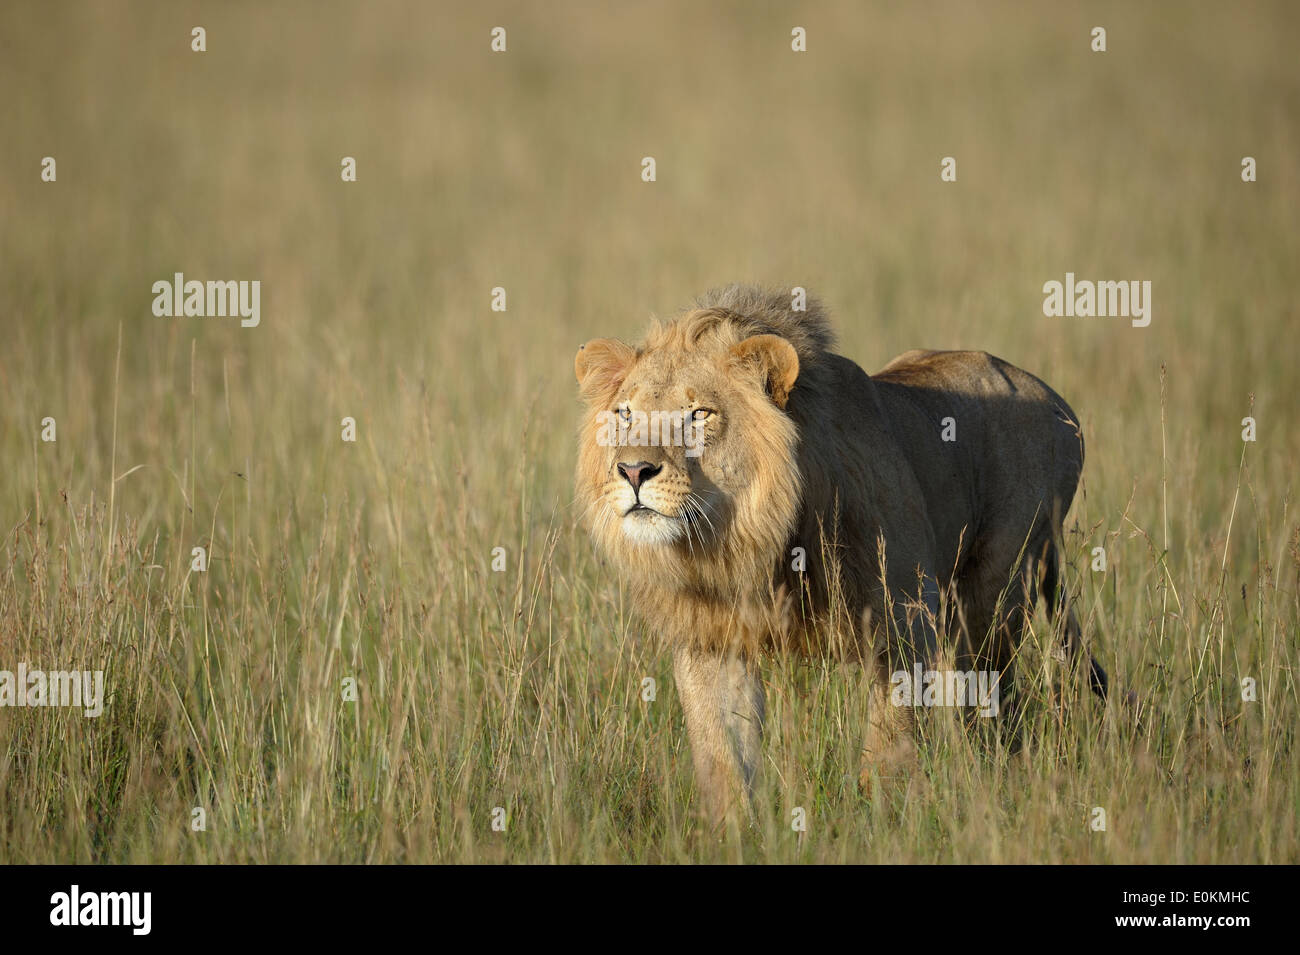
[{"left": 0, "top": 0, "right": 1296, "bottom": 863}]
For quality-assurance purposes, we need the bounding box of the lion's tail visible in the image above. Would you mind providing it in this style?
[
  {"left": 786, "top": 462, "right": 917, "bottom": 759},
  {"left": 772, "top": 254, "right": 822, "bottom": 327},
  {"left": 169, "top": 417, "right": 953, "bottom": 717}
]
[{"left": 1042, "top": 542, "right": 1109, "bottom": 700}]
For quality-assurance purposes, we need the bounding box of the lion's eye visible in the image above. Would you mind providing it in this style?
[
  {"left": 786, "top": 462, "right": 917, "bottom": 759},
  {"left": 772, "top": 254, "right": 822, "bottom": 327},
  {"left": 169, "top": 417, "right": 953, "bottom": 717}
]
[
  {"left": 617, "top": 406, "right": 632, "bottom": 423},
  {"left": 692, "top": 408, "right": 715, "bottom": 421}
]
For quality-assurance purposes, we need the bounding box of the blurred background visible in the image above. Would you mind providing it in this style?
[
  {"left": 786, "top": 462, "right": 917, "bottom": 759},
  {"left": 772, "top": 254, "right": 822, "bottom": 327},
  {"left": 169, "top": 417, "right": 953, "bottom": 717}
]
[{"left": 3, "top": 0, "right": 1297, "bottom": 532}]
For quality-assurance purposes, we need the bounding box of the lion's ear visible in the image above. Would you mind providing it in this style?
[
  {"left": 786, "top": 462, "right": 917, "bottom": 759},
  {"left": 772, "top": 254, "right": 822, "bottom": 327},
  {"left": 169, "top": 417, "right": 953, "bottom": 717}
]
[
  {"left": 575, "top": 338, "right": 636, "bottom": 404},
  {"left": 730, "top": 334, "right": 799, "bottom": 409}
]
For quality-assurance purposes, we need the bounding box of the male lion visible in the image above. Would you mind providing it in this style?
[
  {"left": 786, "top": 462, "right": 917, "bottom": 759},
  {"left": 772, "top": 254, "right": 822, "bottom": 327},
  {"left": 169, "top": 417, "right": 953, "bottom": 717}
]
[{"left": 574, "top": 284, "right": 1108, "bottom": 823}]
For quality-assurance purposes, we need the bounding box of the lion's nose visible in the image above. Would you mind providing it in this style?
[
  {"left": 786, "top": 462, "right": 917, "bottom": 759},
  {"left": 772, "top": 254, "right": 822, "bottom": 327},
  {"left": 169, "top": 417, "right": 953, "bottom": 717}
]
[{"left": 617, "top": 461, "right": 662, "bottom": 492}]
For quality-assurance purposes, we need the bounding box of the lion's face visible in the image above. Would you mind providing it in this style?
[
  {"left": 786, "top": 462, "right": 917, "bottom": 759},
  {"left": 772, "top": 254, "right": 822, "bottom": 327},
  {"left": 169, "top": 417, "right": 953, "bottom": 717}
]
[
  {"left": 575, "top": 311, "right": 804, "bottom": 583},
  {"left": 584, "top": 346, "right": 731, "bottom": 548}
]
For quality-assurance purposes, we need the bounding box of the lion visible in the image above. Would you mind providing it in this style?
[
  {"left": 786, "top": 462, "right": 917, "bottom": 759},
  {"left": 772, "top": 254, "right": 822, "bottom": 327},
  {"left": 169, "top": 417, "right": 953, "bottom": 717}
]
[{"left": 574, "top": 284, "right": 1108, "bottom": 823}]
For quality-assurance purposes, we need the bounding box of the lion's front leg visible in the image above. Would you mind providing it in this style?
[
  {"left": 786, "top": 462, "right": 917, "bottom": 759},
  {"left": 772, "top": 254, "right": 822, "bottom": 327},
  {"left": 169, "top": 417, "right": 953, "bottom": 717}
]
[
  {"left": 672, "top": 644, "right": 765, "bottom": 827},
  {"left": 860, "top": 573, "right": 940, "bottom": 794}
]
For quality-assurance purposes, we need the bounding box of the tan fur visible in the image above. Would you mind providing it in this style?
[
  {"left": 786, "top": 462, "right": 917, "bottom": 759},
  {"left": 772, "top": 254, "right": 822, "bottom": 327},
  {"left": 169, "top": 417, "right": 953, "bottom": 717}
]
[{"left": 575, "top": 284, "right": 1106, "bottom": 824}]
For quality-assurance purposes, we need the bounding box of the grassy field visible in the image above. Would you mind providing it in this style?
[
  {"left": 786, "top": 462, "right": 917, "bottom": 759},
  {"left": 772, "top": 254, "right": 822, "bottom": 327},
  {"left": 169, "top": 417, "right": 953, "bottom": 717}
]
[{"left": 0, "top": 0, "right": 1297, "bottom": 863}]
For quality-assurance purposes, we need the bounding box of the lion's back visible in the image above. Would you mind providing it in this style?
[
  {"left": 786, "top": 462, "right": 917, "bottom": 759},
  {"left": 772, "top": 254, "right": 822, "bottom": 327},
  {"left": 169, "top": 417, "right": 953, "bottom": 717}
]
[
  {"left": 870, "top": 349, "right": 1085, "bottom": 561},
  {"left": 874, "top": 349, "right": 1082, "bottom": 471}
]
